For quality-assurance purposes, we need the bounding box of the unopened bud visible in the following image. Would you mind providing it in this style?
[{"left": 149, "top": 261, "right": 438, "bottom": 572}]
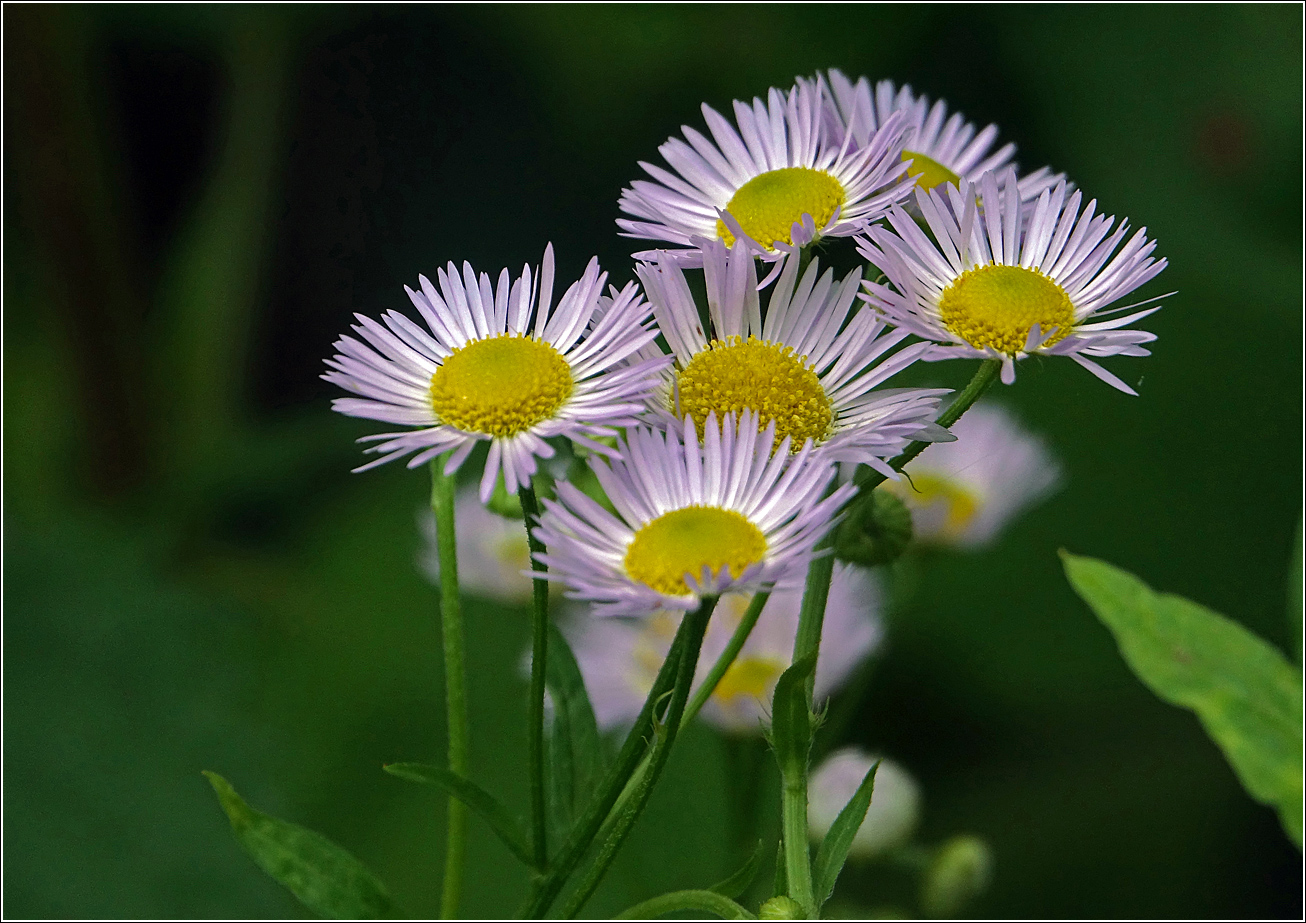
[
  {"left": 835, "top": 489, "right": 913, "bottom": 567},
  {"left": 920, "top": 834, "right": 993, "bottom": 918},
  {"left": 759, "top": 895, "right": 805, "bottom": 919}
]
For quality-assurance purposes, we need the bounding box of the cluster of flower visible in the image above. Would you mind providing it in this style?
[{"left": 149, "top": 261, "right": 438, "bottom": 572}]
[{"left": 327, "top": 71, "right": 1166, "bottom": 826}]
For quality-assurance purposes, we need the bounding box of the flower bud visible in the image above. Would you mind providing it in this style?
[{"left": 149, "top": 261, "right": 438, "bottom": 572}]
[
  {"left": 758, "top": 895, "right": 805, "bottom": 919},
  {"left": 834, "top": 489, "right": 913, "bottom": 567},
  {"left": 808, "top": 748, "right": 920, "bottom": 859},
  {"left": 920, "top": 834, "right": 993, "bottom": 918}
]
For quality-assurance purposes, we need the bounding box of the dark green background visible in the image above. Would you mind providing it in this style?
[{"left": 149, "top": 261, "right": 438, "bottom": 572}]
[{"left": 4, "top": 4, "right": 1301, "bottom": 918}]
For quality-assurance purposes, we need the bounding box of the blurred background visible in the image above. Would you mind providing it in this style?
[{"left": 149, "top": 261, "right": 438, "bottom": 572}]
[{"left": 4, "top": 4, "right": 1301, "bottom": 918}]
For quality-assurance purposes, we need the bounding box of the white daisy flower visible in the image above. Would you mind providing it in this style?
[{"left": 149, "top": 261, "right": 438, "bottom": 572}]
[
  {"left": 562, "top": 565, "right": 883, "bottom": 734},
  {"left": 323, "top": 245, "right": 669, "bottom": 499},
  {"left": 617, "top": 78, "right": 914, "bottom": 261},
  {"left": 636, "top": 239, "right": 949, "bottom": 478},
  {"left": 808, "top": 748, "right": 922, "bottom": 859},
  {"left": 819, "top": 69, "right": 1063, "bottom": 202},
  {"left": 418, "top": 486, "right": 566, "bottom": 605},
  {"left": 532, "top": 412, "right": 854, "bottom": 618},
  {"left": 858, "top": 170, "right": 1169, "bottom": 393},
  {"left": 880, "top": 403, "right": 1060, "bottom": 548}
]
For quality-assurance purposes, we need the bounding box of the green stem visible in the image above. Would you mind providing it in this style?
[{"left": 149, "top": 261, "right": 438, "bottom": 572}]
[
  {"left": 429, "top": 457, "right": 469, "bottom": 919},
  {"left": 615, "top": 889, "right": 757, "bottom": 920},
  {"left": 684, "top": 591, "right": 769, "bottom": 725},
  {"left": 557, "top": 597, "right": 719, "bottom": 918},
  {"left": 519, "top": 481, "right": 550, "bottom": 871},
  {"left": 792, "top": 538, "right": 835, "bottom": 703},
  {"left": 782, "top": 770, "right": 815, "bottom": 917},
  {"left": 521, "top": 603, "right": 693, "bottom": 918}
]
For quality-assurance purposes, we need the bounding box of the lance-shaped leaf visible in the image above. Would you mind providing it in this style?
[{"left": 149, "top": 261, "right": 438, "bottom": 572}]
[
  {"left": 1061, "top": 551, "right": 1304, "bottom": 848},
  {"left": 811, "top": 759, "right": 880, "bottom": 909},
  {"left": 709, "top": 840, "right": 765, "bottom": 899},
  {"left": 203, "top": 772, "right": 394, "bottom": 919},
  {"left": 383, "top": 762, "right": 535, "bottom": 867},
  {"left": 545, "top": 623, "right": 606, "bottom": 788},
  {"left": 770, "top": 653, "right": 817, "bottom": 782}
]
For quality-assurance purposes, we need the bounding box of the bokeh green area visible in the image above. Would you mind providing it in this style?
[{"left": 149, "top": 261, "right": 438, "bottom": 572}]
[{"left": 4, "top": 4, "right": 1301, "bottom": 919}]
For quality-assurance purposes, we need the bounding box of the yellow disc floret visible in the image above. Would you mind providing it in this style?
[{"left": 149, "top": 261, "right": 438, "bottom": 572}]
[
  {"left": 716, "top": 167, "right": 844, "bottom": 249},
  {"left": 714, "top": 656, "right": 786, "bottom": 704},
  {"left": 676, "top": 336, "right": 832, "bottom": 450},
  {"left": 429, "top": 334, "right": 573, "bottom": 436},
  {"left": 937, "top": 265, "right": 1075, "bottom": 355},
  {"left": 901, "top": 149, "right": 961, "bottom": 191},
  {"left": 624, "top": 506, "right": 767, "bottom": 597}
]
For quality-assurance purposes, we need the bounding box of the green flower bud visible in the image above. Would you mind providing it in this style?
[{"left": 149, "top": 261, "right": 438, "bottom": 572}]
[
  {"left": 484, "top": 475, "right": 524, "bottom": 519},
  {"left": 834, "top": 489, "right": 913, "bottom": 567},
  {"left": 758, "top": 895, "right": 805, "bottom": 919},
  {"left": 920, "top": 835, "right": 994, "bottom": 918}
]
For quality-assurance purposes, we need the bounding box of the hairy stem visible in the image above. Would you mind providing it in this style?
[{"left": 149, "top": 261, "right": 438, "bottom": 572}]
[{"left": 519, "top": 481, "right": 551, "bottom": 871}]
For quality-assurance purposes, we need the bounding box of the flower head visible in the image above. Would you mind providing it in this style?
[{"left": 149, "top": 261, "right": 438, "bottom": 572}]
[
  {"left": 618, "top": 79, "right": 914, "bottom": 262},
  {"left": 564, "top": 565, "right": 882, "bottom": 734},
  {"left": 858, "top": 170, "right": 1169, "bottom": 392},
  {"left": 820, "top": 70, "right": 1063, "bottom": 202},
  {"left": 532, "top": 412, "right": 853, "bottom": 618},
  {"left": 324, "top": 245, "right": 668, "bottom": 499},
  {"left": 636, "top": 239, "right": 949, "bottom": 478},
  {"left": 882, "top": 404, "right": 1060, "bottom": 548}
]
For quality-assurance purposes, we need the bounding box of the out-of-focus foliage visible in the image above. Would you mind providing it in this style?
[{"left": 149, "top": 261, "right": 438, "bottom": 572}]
[
  {"left": 1062, "top": 552, "right": 1304, "bottom": 848},
  {"left": 4, "top": 3, "right": 1301, "bottom": 919}
]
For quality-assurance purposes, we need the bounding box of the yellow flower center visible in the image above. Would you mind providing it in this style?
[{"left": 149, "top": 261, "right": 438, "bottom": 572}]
[
  {"left": 624, "top": 506, "right": 767, "bottom": 597},
  {"left": 428, "top": 334, "right": 573, "bottom": 436},
  {"left": 675, "top": 336, "right": 832, "bottom": 450},
  {"left": 715, "top": 167, "right": 844, "bottom": 249},
  {"left": 713, "top": 655, "right": 786, "bottom": 704},
  {"left": 901, "top": 149, "right": 961, "bottom": 191},
  {"left": 886, "top": 472, "right": 980, "bottom": 541},
  {"left": 937, "top": 265, "right": 1075, "bottom": 355}
]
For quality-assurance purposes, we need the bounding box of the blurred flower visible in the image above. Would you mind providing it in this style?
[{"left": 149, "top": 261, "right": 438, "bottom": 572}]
[
  {"left": 808, "top": 748, "right": 921, "bottom": 859},
  {"left": 564, "top": 564, "right": 883, "bottom": 734},
  {"left": 419, "top": 486, "right": 565, "bottom": 605},
  {"left": 323, "top": 245, "right": 667, "bottom": 499},
  {"left": 617, "top": 79, "right": 913, "bottom": 261},
  {"left": 533, "top": 412, "right": 853, "bottom": 618},
  {"left": 881, "top": 404, "right": 1060, "bottom": 548},
  {"left": 635, "top": 240, "right": 948, "bottom": 478},
  {"left": 859, "top": 170, "right": 1168, "bottom": 392},
  {"left": 819, "top": 70, "right": 1063, "bottom": 202}
]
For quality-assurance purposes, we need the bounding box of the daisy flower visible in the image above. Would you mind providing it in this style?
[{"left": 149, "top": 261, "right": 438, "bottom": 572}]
[
  {"left": 819, "top": 69, "right": 1062, "bottom": 202},
  {"left": 532, "top": 412, "right": 854, "bottom": 618},
  {"left": 562, "top": 565, "right": 883, "bottom": 734},
  {"left": 858, "top": 170, "right": 1169, "bottom": 392},
  {"left": 880, "top": 403, "right": 1060, "bottom": 548},
  {"left": 808, "top": 748, "right": 922, "bottom": 859},
  {"left": 323, "top": 245, "right": 668, "bottom": 499},
  {"left": 617, "top": 78, "right": 914, "bottom": 261},
  {"left": 636, "top": 239, "right": 949, "bottom": 478}
]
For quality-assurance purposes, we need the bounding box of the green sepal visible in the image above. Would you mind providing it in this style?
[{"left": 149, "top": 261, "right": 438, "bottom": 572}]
[
  {"left": 709, "top": 839, "right": 766, "bottom": 899},
  {"left": 834, "top": 489, "right": 913, "bottom": 567},
  {"left": 383, "top": 762, "right": 537, "bottom": 868},
  {"left": 203, "top": 771, "right": 394, "bottom": 919},
  {"left": 1061, "top": 551, "right": 1304, "bottom": 848},
  {"left": 770, "top": 653, "right": 817, "bottom": 781},
  {"left": 812, "top": 759, "right": 880, "bottom": 909}
]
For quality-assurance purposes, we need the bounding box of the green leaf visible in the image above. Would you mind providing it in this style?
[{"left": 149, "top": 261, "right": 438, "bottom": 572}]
[
  {"left": 770, "top": 653, "right": 817, "bottom": 782},
  {"left": 615, "top": 889, "right": 756, "bottom": 920},
  {"left": 382, "top": 762, "right": 535, "bottom": 867},
  {"left": 1061, "top": 552, "right": 1304, "bottom": 848},
  {"left": 710, "top": 840, "right": 765, "bottom": 899},
  {"left": 772, "top": 838, "right": 787, "bottom": 898},
  {"left": 545, "top": 680, "right": 576, "bottom": 850},
  {"left": 545, "top": 623, "right": 606, "bottom": 791},
  {"left": 812, "top": 759, "right": 880, "bottom": 908},
  {"left": 203, "top": 772, "right": 394, "bottom": 919}
]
